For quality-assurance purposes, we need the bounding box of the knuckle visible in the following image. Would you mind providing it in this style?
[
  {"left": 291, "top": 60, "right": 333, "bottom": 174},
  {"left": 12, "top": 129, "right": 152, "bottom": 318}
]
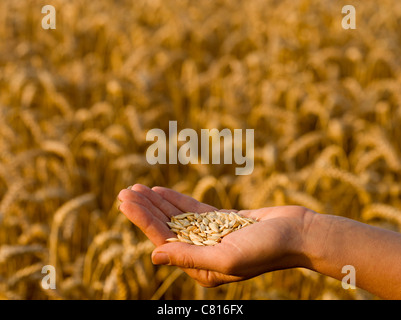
[
  {"left": 198, "top": 271, "right": 221, "bottom": 288},
  {"left": 117, "top": 189, "right": 131, "bottom": 202},
  {"left": 118, "top": 201, "right": 129, "bottom": 213},
  {"left": 180, "top": 253, "right": 196, "bottom": 269}
]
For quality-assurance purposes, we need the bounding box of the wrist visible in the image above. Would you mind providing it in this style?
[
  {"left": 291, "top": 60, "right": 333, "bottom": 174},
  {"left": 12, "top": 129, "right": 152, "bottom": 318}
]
[
  {"left": 290, "top": 208, "right": 323, "bottom": 270},
  {"left": 299, "top": 211, "right": 347, "bottom": 274},
  {"left": 270, "top": 207, "right": 323, "bottom": 271}
]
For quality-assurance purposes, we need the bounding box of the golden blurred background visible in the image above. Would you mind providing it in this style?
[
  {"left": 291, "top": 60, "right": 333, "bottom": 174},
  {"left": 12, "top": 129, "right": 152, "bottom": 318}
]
[{"left": 1, "top": 0, "right": 401, "bottom": 299}]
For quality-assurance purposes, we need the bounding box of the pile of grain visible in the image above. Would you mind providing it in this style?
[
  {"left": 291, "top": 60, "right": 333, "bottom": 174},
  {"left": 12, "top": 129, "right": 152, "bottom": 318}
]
[{"left": 166, "top": 211, "right": 257, "bottom": 246}]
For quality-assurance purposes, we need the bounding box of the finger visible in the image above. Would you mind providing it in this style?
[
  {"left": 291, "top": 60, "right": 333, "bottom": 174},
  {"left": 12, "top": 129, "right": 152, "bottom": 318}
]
[
  {"left": 152, "top": 244, "right": 245, "bottom": 285},
  {"left": 119, "top": 200, "right": 174, "bottom": 246},
  {"left": 118, "top": 189, "right": 170, "bottom": 223},
  {"left": 182, "top": 268, "right": 243, "bottom": 288},
  {"left": 151, "top": 242, "right": 231, "bottom": 274},
  {"left": 152, "top": 186, "right": 217, "bottom": 213},
  {"left": 131, "top": 184, "right": 181, "bottom": 218}
]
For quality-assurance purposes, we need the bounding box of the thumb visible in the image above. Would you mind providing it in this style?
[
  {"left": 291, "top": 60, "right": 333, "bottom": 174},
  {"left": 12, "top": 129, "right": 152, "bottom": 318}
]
[{"left": 151, "top": 242, "right": 227, "bottom": 271}]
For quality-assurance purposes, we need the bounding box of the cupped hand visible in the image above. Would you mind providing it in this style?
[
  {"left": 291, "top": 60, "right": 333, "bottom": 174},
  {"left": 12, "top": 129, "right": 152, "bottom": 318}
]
[{"left": 117, "top": 184, "right": 314, "bottom": 287}]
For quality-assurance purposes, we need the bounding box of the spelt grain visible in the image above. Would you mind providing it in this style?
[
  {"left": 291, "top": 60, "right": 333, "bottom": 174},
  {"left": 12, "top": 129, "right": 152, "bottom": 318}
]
[{"left": 166, "top": 211, "right": 257, "bottom": 246}]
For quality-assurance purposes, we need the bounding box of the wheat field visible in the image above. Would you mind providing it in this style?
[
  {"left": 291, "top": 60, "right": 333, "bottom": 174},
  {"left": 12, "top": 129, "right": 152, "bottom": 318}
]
[{"left": 0, "top": 0, "right": 401, "bottom": 300}]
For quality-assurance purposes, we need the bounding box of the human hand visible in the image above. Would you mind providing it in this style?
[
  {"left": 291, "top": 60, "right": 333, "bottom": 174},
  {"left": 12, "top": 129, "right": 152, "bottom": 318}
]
[{"left": 118, "top": 184, "right": 315, "bottom": 287}]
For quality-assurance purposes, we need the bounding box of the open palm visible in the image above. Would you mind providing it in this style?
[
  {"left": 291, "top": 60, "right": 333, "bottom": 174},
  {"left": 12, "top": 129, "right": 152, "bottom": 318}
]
[{"left": 118, "top": 184, "right": 311, "bottom": 287}]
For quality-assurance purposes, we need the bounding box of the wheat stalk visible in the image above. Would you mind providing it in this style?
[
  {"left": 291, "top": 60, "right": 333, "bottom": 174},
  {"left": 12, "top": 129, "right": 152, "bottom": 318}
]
[
  {"left": 49, "top": 193, "right": 96, "bottom": 270},
  {"left": 2, "top": 0, "right": 401, "bottom": 300},
  {"left": 0, "top": 245, "right": 46, "bottom": 264},
  {"left": 362, "top": 203, "right": 401, "bottom": 227}
]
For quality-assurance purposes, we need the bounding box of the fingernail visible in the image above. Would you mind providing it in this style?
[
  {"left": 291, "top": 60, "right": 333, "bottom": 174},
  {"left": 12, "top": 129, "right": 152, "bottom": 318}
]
[{"left": 152, "top": 252, "right": 170, "bottom": 265}]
